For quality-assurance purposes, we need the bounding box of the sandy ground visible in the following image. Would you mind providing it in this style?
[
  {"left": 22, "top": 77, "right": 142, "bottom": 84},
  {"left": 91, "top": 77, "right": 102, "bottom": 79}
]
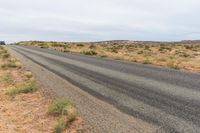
[
  {"left": 0, "top": 69, "right": 56, "bottom": 132},
  {"left": 0, "top": 51, "right": 82, "bottom": 133}
]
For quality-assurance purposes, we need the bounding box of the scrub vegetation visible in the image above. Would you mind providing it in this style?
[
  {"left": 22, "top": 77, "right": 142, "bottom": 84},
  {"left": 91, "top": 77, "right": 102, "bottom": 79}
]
[
  {"left": 6, "top": 81, "right": 38, "bottom": 97},
  {"left": 48, "top": 100, "right": 77, "bottom": 133}
]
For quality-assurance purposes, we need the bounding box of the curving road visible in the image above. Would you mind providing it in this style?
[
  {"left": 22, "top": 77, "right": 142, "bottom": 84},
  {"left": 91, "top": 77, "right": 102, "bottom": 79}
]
[{"left": 8, "top": 45, "right": 200, "bottom": 133}]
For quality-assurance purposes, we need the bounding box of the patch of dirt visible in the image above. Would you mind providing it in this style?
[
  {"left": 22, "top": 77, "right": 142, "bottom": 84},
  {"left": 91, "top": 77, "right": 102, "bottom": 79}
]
[{"left": 0, "top": 91, "right": 57, "bottom": 133}]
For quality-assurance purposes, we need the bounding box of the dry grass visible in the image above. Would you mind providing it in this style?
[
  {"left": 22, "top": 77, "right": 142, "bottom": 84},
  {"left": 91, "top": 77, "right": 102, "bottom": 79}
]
[
  {"left": 0, "top": 74, "right": 14, "bottom": 85},
  {"left": 81, "top": 50, "right": 97, "bottom": 55},
  {"left": 54, "top": 118, "right": 67, "bottom": 133},
  {"left": 6, "top": 82, "right": 38, "bottom": 97},
  {"left": 17, "top": 41, "right": 200, "bottom": 73},
  {"left": 48, "top": 100, "right": 77, "bottom": 133},
  {"left": 1, "top": 53, "right": 22, "bottom": 69},
  {"left": 24, "top": 71, "right": 33, "bottom": 78}
]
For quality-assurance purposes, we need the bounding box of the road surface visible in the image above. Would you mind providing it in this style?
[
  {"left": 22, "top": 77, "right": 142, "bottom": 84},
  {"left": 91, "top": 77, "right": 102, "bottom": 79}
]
[{"left": 8, "top": 45, "right": 200, "bottom": 133}]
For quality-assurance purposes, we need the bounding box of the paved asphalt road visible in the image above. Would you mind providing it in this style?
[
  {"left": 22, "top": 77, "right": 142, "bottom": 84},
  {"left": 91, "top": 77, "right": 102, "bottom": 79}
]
[{"left": 8, "top": 45, "right": 200, "bottom": 133}]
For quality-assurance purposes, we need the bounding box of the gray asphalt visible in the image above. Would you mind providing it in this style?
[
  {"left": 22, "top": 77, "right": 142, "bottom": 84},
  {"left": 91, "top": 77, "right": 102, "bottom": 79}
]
[{"left": 8, "top": 45, "right": 200, "bottom": 133}]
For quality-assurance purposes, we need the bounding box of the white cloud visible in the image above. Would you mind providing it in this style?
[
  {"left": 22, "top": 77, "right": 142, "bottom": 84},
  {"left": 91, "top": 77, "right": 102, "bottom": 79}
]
[{"left": 0, "top": 0, "right": 200, "bottom": 42}]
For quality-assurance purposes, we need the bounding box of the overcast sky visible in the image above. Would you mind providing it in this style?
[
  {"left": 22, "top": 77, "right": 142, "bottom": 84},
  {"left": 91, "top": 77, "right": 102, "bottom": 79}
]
[{"left": 0, "top": 0, "right": 200, "bottom": 43}]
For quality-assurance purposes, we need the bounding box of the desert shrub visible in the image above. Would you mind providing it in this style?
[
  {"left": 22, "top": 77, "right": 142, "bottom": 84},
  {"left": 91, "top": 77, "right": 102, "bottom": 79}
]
[
  {"left": 0, "top": 46, "right": 4, "bottom": 50},
  {"left": 1, "top": 53, "right": 10, "bottom": 58},
  {"left": 184, "top": 45, "right": 193, "bottom": 50},
  {"left": 159, "top": 47, "right": 164, "bottom": 52},
  {"left": 143, "top": 51, "right": 151, "bottom": 56},
  {"left": 89, "top": 44, "right": 96, "bottom": 49},
  {"left": 0, "top": 74, "right": 14, "bottom": 84},
  {"left": 64, "top": 48, "right": 70, "bottom": 52},
  {"left": 159, "top": 45, "right": 172, "bottom": 52},
  {"left": 50, "top": 100, "right": 77, "bottom": 133},
  {"left": 137, "top": 51, "right": 143, "bottom": 54},
  {"left": 167, "top": 61, "right": 180, "bottom": 70},
  {"left": 6, "top": 82, "right": 38, "bottom": 97},
  {"left": 0, "top": 46, "right": 6, "bottom": 51},
  {"left": 156, "top": 57, "right": 167, "bottom": 62},
  {"left": 144, "top": 45, "right": 150, "bottom": 50},
  {"left": 76, "top": 43, "right": 84, "bottom": 47},
  {"left": 180, "top": 53, "right": 190, "bottom": 58},
  {"left": 24, "top": 71, "right": 33, "bottom": 78},
  {"left": 110, "top": 45, "right": 122, "bottom": 53},
  {"left": 8, "top": 57, "right": 17, "bottom": 62},
  {"left": 38, "top": 43, "right": 49, "bottom": 48},
  {"left": 81, "top": 50, "right": 97, "bottom": 55},
  {"left": 111, "top": 48, "right": 118, "bottom": 53},
  {"left": 100, "top": 55, "right": 107, "bottom": 58},
  {"left": 48, "top": 100, "right": 72, "bottom": 116},
  {"left": 63, "top": 45, "right": 71, "bottom": 49},
  {"left": 0, "top": 47, "right": 9, "bottom": 58},
  {"left": 40, "top": 45, "right": 49, "bottom": 49},
  {"left": 54, "top": 118, "right": 66, "bottom": 133},
  {"left": 143, "top": 58, "right": 151, "bottom": 64},
  {"left": 1, "top": 61, "right": 22, "bottom": 69},
  {"left": 106, "top": 45, "right": 122, "bottom": 53},
  {"left": 175, "top": 50, "right": 191, "bottom": 58},
  {"left": 51, "top": 43, "right": 65, "bottom": 47}
]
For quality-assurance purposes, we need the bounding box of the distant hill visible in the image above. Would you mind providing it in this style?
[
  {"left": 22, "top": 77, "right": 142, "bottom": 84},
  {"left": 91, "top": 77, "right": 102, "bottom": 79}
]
[
  {"left": 181, "top": 40, "right": 200, "bottom": 43},
  {"left": 16, "top": 40, "right": 200, "bottom": 46},
  {"left": 92, "top": 40, "right": 200, "bottom": 45}
]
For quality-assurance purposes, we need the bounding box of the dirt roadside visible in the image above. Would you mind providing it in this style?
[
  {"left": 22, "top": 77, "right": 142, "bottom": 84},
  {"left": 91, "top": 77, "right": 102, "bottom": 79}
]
[{"left": 0, "top": 46, "right": 82, "bottom": 133}]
